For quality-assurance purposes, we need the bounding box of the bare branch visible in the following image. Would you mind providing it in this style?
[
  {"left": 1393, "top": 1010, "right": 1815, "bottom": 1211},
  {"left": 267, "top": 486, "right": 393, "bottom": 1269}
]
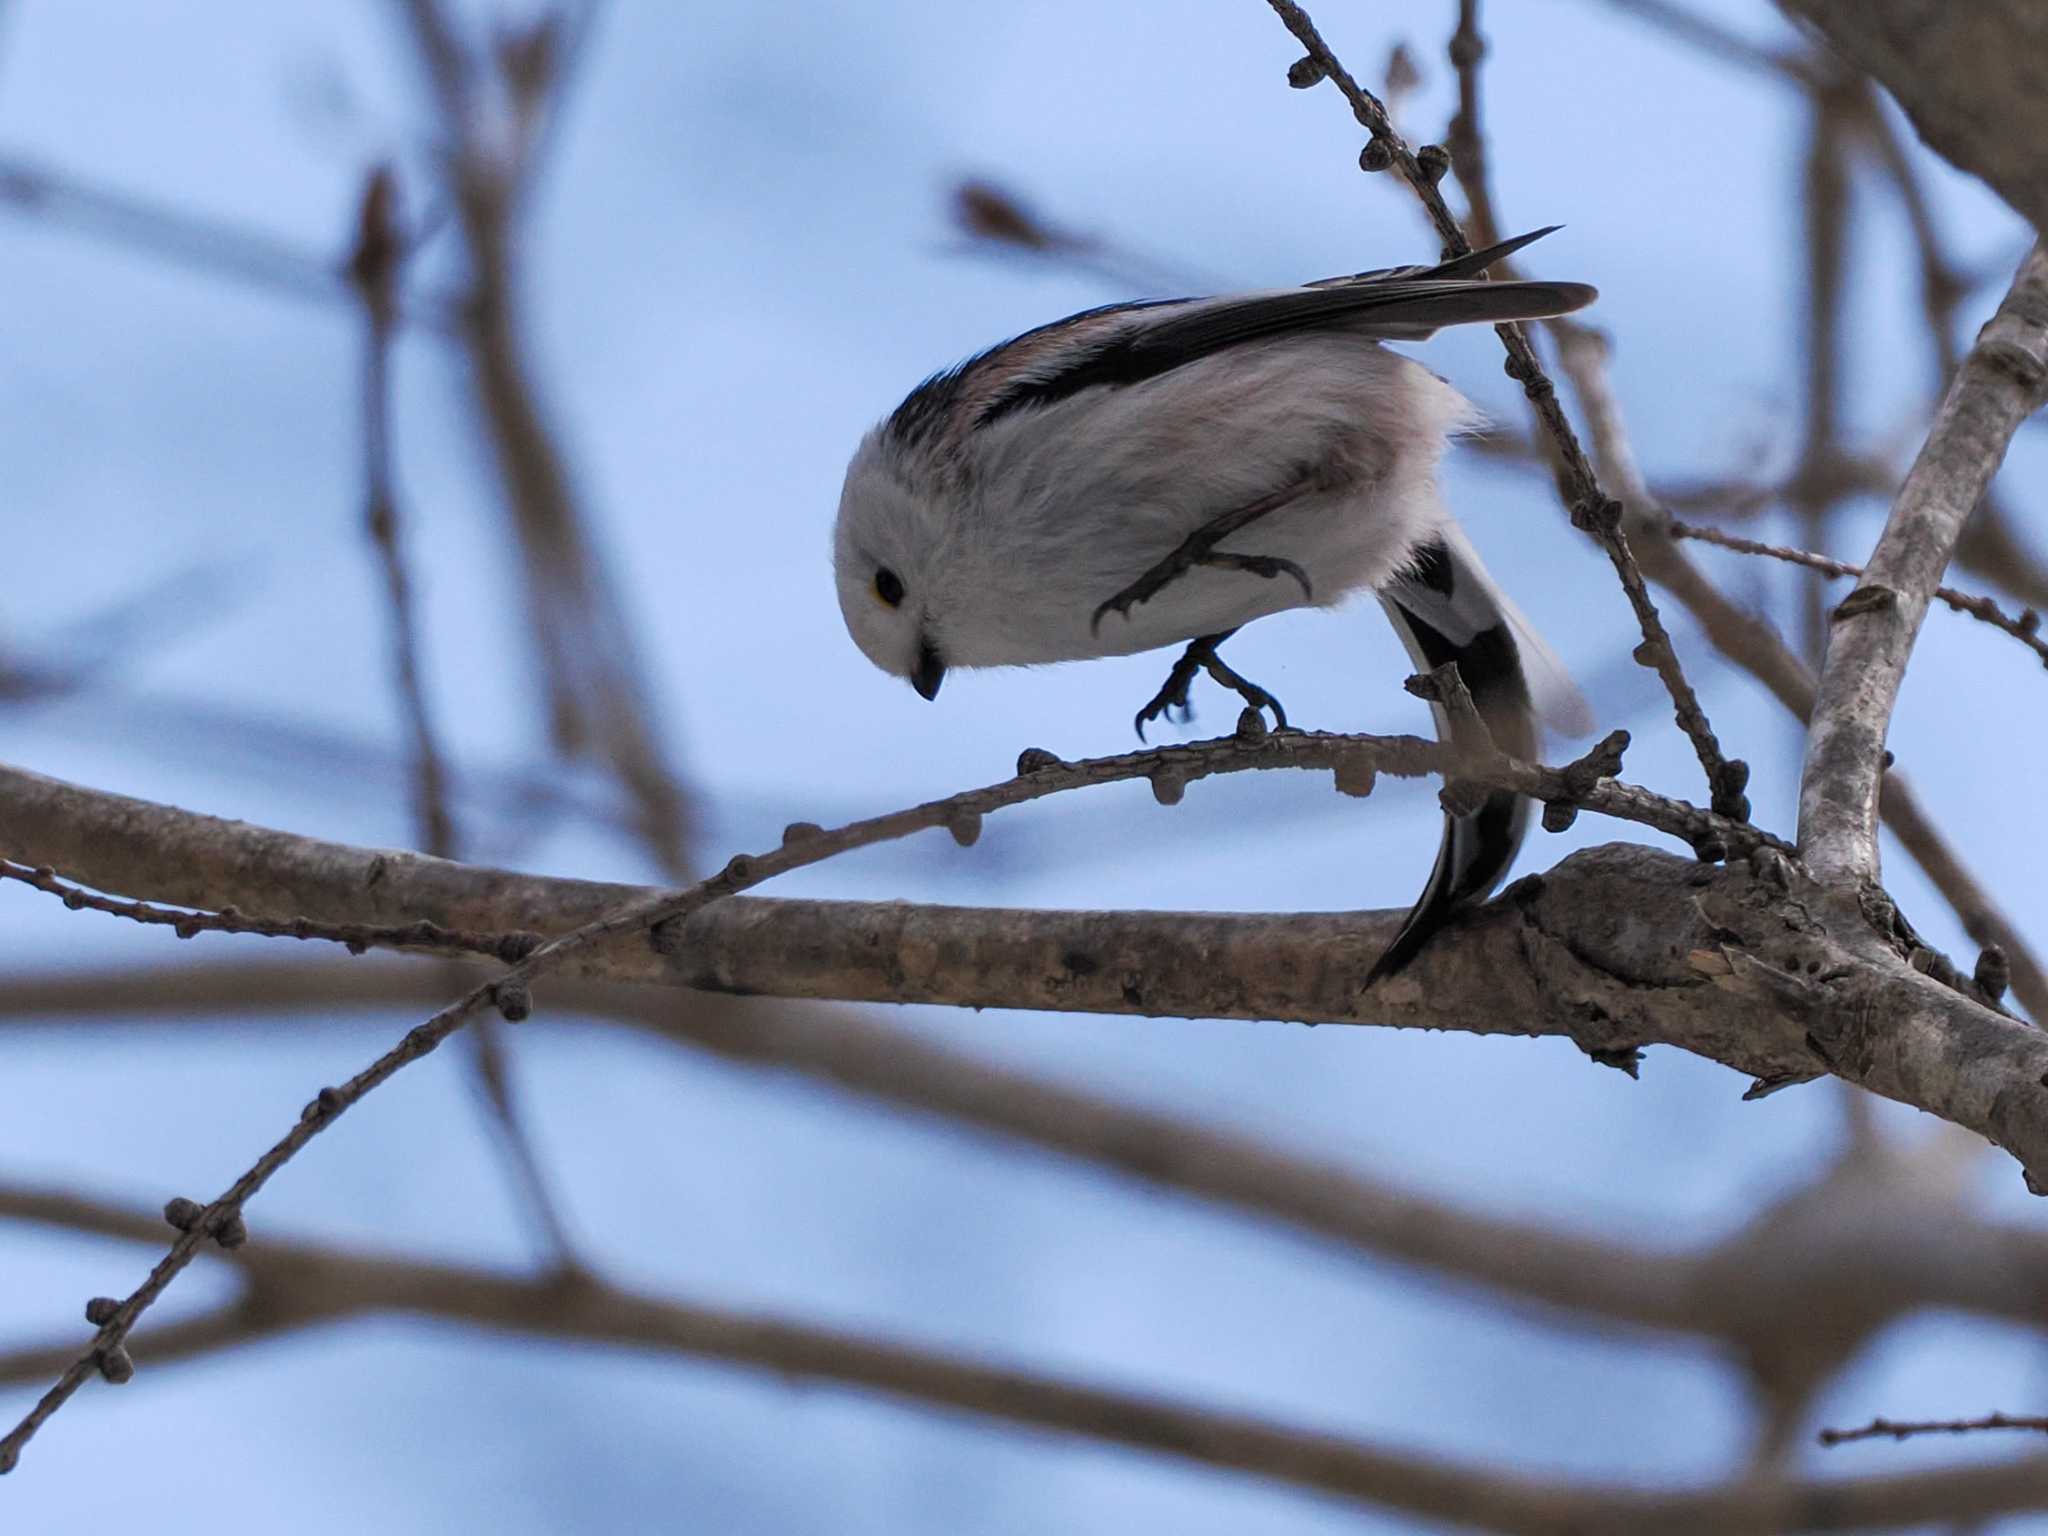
[
  {"left": 10, "top": 759, "right": 2048, "bottom": 1197},
  {"left": 1798, "top": 245, "right": 2048, "bottom": 884},
  {"left": 0, "top": 727, "right": 1760, "bottom": 961},
  {"left": 1822, "top": 1413, "right": 2048, "bottom": 1448},
  {"left": 1669, "top": 521, "right": 2048, "bottom": 669}
]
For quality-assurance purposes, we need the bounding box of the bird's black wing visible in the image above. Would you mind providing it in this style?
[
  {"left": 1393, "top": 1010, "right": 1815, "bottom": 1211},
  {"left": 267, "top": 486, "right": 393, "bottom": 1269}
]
[{"left": 965, "top": 227, "right": 1591, "bottom": 429}]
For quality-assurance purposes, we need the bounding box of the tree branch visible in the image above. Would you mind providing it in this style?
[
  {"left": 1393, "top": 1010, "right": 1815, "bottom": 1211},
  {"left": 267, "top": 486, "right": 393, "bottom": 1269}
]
[
  {"left": 1798, "top": 245, "right": 2048, "bottom": 884},
  {"left": 6, "top": 762, "right": 2048, "bottom": 1191},
  {"left": 1548, "top": 293, "right": 2048, "bottom": 1025},
  {"left": 1669, "top": 520, "right": 2048, "bottom": 670}
]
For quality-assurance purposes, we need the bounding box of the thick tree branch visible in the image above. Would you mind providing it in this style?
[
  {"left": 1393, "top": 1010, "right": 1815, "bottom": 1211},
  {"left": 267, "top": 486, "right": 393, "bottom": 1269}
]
[
  {"left": 4, "top": 763, "right": 2046, "bottom": 1189},
  {"left": 1798, "top": 245, "right": 2048, "bottom": 884}
]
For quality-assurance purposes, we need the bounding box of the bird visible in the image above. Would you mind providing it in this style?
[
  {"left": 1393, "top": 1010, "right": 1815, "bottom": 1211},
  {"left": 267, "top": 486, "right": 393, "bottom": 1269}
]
[{"left": 832, "top": 227, "right": 1595, "bottom": 979}]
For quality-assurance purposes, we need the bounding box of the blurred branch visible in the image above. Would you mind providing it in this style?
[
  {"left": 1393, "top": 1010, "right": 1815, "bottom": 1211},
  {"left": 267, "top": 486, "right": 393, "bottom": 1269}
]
[
  {"left": 1779, "top": 0, "right": 2048, "bottom": 235},
  {"left": 0, "top": 965, "right": 1705, "bottom": 1337},
  {"left": 1856, "top": 87, "right": 1968, "bottom": 387},
  {"left": 1798, "top": 244, "right": 2048, "bottom": 885},
  {"left": 1789, "top": 79, "right": 1855, "bottom": 661},
  {"left": 947, "top": 179, "right": 1224, "bottom": 297},
  {"left": 391, "top": 0, "right": 695, "bottom": 877},
  {"left": 1587, "top": 11, "right": 2048, "bottom": 618},
  {"left": 0, "top": 154, "right": 454, "bottom": 330},
  {"left": 1266, "top": 0, "right": 1747, "bottom": 820},
  {"left": 18, "top": 958, "right": 2048, "bottom": 1385},
  {"left": 1956, "top": 495, "right": 2048, "bottom": 612},
  {"left": 1592, "top": 0, "right": 1819, "bottom": 84},
  {"left": 1669, "top": 521, "right": 2048, "bottom": 669},
  {"left": 346, "top": 163, "right": 580, "bottom": 1277},
  {"left": 7, "top": 1189, "right": 2047, "bottom": 1532},
  {"left": 348, "top": 166, "right": 456, "bottom": 862}
]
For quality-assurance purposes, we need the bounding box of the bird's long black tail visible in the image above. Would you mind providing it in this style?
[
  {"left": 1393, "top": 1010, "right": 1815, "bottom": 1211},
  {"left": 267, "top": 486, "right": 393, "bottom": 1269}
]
[{"left": 1367, "top": 530, "right": 1539, "bottom": 982}]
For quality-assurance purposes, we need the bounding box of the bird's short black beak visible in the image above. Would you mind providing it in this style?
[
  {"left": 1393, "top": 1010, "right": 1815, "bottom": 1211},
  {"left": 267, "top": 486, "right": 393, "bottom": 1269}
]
[{"left": 911, "top": 638, "right": 945, "bottom": 701}]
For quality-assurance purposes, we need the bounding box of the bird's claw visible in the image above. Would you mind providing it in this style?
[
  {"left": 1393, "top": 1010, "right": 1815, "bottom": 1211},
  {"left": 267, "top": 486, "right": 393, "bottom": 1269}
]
[
  {"left": 1131, "top": 649, "right": 1204, "bottom": 740},
  {"left": 1200, "top": 551, "right": 1314, "bottom": 602},
  {"left": 1130, "top": 633, "right": 1287, "bottom": 741},
  {"left": 1091, "top": 548, "right": 1313, "bottom": 636}
]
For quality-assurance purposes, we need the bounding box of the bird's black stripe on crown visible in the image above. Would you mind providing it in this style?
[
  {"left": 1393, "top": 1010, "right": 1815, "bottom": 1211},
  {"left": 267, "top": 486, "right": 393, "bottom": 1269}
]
[{"left": 883, "top": 364, "right": 969, "bottom": 449}]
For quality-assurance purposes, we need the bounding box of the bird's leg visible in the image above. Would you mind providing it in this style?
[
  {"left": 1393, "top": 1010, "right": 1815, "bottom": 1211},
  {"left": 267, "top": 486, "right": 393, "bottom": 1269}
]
[
  {"left": 1132, "top": 628, "right": 1288, "bottom": 740},
  {"left": 1091, "top": 477, "right": 1316, "bottom": 634},
  {"left": 1132, "top": 638, "right": 1209, "bottom": 741},
  {"left": 1195, "top": 640, "right": 1288, "bottom": 731}
]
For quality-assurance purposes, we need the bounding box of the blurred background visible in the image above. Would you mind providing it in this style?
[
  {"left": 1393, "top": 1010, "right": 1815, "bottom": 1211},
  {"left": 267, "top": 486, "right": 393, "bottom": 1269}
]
[{"left": 4, "top": 1, "right": 2046, "bottom": 1530}]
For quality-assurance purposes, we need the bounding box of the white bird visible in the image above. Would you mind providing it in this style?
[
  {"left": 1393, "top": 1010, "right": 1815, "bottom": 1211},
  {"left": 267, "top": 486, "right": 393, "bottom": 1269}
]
[{"left": 833, "top": 228, "right": 1596, "bottom": 978}]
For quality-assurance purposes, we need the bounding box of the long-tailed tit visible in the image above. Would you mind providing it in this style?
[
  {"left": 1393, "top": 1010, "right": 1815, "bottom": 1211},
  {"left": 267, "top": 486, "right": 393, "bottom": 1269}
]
[{"left": 833, "top": 228, "right": 1596, "bottom": 977}]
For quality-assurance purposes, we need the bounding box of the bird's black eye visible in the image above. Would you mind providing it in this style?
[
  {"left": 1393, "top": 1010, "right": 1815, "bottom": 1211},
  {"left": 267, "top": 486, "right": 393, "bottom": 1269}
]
[{"left": 874, "top": 568, "right": 905, "bottom": 608}]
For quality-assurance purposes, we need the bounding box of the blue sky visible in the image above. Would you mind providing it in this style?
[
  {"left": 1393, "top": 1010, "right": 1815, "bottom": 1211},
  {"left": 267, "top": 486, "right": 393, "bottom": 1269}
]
[{"left": 4, "top": 3, "right": 2044, "bottom": 1531}]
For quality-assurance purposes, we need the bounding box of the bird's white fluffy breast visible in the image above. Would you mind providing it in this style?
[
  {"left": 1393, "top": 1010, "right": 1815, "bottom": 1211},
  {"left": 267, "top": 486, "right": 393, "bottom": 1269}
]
[{"left": 929, "top": 337, "right": 1478, "bottom": 667}]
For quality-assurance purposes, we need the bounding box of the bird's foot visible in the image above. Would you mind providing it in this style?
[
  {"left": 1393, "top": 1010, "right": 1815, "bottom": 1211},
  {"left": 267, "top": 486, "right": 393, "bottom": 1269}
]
[{"left": 1089, "top": 480, "right": 1317, "bottom": 634}]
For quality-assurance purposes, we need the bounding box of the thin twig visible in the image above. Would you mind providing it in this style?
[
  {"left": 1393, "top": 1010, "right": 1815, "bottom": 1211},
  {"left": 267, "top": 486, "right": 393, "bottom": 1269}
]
[
  {"left": 1277, "top": 0, "right": 1742, "bottom": 817},
  {"left": 1821, "top": 1413, "right": 2048, "bottom": 1448},
  {"left": 0, "top": 856, "right": 539, "bottom": 961},
  {"left": 1670, "top": 521, "right": 2048, "bottom": 669},
  {"left": 1798, "top": 244, "right": 2048, "bottom": 885}
]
